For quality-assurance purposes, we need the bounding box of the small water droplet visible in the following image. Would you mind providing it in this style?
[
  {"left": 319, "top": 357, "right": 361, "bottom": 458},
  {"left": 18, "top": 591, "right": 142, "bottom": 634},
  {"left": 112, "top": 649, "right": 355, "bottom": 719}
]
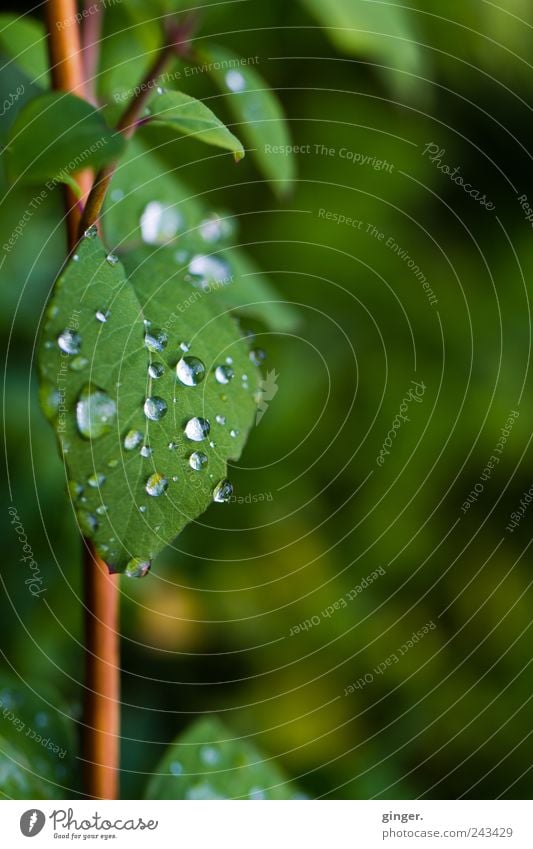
[
  {"left": 225, "top": 69, "right": 246, "bottom": 92},
  {"left": 124, "top": 429, "right": 143, "bottom": 450},
  {"left": 144, "top": 328, "right": 168, "bottom": 353},
  {"left": 77, "top": 510, "right": 98, "bottom": 535},
  {"left": 229, "top": 428, "right": 239, "bottom": 438},
  {"left": 72, "top": 253, "right": 80, "bottom": 262},
  {"left": 200, "top": 745, "right": 220, "bottom": 765},
  {"left": 106, "top": 253, "right": 119, "bottom": 266},
  {"left": 87, "top": 472, "right": 106, "bottom": 488},
  {"left": 184, "top": 417, "right": 210, "bottom": 442},
  {"left": 145, "top": 472, "right": 168, "bottom": 497},
  {"left": 69, "top": 355, "right": 89, "bottom": 372},
  {"left": 169, "top": 761, "right": 183, "bottom": 776},
  {"left": 179, "top": 341, "right": 190, "bottom": 352},
  {"left": 199, "top": 213, "right": 234, "bottom": 244},
  {"left": 176, "top": 356, "right": 206, "bottom": 387},
  {"left": 215, "top": 414, "right": 226, "bottom": 425},
  {"left": 189, "top": 451, "right": 208, "bottom": 471},
  {"left": 95, "top": 309, "right": 110, "bottom": 322},
  {"left": 209, "top": 440, "right": 216, "bottom": 448},
  {"left": 39, "top": 383, "right": 60, "bottom": 420},
  {"left": 140, "top": 201, "right": 182, "bottom": 244},
  {"left": 76, "top": 384, "right": 117, "bottom": 439},
  {"left": 107, "top": 458, "right": 118, "bottom": 468},
  {"left": 168, "top": 441, "right": 177, "bottom": 450},
  {"left": 188, "top": 254, "right": 231, "bottom": 290},
  {"left": 148, "top": 362, "right": 164, "bottom": 379},
  {"left": 84, "top": 224, "right": 98, "bottom": 239},
  {"left": 225, "top": 356, "right": 233, "bottom": 365},
  {"left": 215, "top": 365, "right": 234, "bottom": 384},
  {"left": 95, "top": 504, "right": 108, "bottom": 516},
  {"left": 144, "top": 396, "right": 168, "bottom": 421},
  {"left": 213, "top": 479, "right": 233, "bottom": 503},
  {"left": 249, "top": 348, "right": 266, "bottom": 366},
  {"left": 68, "top": 480, "right": 83, "bottom": 500},
  {"left": 172, "top": 475, "right": 178, "bottom": 482},
  {"left": 140, "top": 445, "right": 153, "bottom": 458},
  {"left": 139, "top": 505, "right": 147, "bottom": 513},
  {"left": 156, "top": 85, "right": 165, "bottom": 95},
  {"left": 125, "top": 557, "right": 151, "bottom": 578},
  {"left": 57, "top": 328, "right": 81, "bottom": 354},
  {"left": 110, "top": 188, "right": 124, "bottom": 202}
]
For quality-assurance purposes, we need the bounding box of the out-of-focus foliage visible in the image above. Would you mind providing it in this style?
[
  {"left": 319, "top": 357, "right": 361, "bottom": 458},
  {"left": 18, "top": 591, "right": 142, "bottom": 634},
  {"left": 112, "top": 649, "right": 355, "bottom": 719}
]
[{"left": 1, "top": 0, "right": 533, "bottom": 800}]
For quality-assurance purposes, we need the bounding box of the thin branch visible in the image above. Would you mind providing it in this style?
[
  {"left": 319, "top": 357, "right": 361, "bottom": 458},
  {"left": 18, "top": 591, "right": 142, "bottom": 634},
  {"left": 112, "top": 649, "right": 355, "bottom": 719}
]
[
  {"left": 45, "top": 0, "right": 120, "bottom": 801},
  {"left": 81, "top": 0, "right": 103, "bottom": 106}
]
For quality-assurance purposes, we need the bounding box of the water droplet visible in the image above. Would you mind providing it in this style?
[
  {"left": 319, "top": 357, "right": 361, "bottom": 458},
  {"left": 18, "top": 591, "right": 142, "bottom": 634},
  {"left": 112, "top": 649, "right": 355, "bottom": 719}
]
[
  {"left": 107, "top": 458, "right": 118, "bottom": 468},
  {"left": 188, "top": 254, "right": 231, "bottom": 290},
  {"left": 179, "top": 341, "right": 190, "bottom": 352},
  {"left": 172, "top": 475, "right": 178, "bottom": 482},
  {"left": 176, "top": 356, "right": 206, "bottom": 387},
  {"left": 215, "top": 415, "right": 226, "bottom": 425},
  {"left": 140, "top": 445, "right": 153, "bottom": 458},
  {"left": 169, "top": 761, "right": 183, "bottom": 776},
  {"left": 95, "top": 309, "right": 110, "bottom": 322},
  {"left": 144, "top": 396, "right": 168, "bottom": 421},
  {"left": 84, "top": 224, "right": 98, "bottom": 239},
  {"left": 140, "top": 201, "right": 182, "bottom": 244},
  {"left": 35, "top": 712, "right": 49, "bottom": 729},
  {"left": 68, "top": 480, "right": 83, "bottom": 500},
  {"left": 213, "top": 479, "right": 233, "bottom": 503},
  {"left": 72, "top": 253, "right": 80, "bottom": 262},
  {"left": 76, "top": 384, "right": 117, "bottom": 439},
  {"left": 209, "top": 440, "right": 216, "bottom": 448},
  {"left": 226, "top": 70, "right": 246, "bottom": 92},
  {"left": 144, "top": 328, "right": 168, "bottom": 353},
  {"left": 69, "top": 355, "right": 89, "bottom": 372},
  {"left": 87, "top": 472, "right": 106, "bottom": 488},
  {"left": 230, "top": 428, "right": 239, "bottom": 438},
  {"left": 225, "top": 356, "right": 233, "bottom": 365},
  {"left": 200, "top": 745, "right": 220, "bottom": 765},
  {"left": 110, "top": 188, "right": 124, "bottom": 202},
  {"left": 125, "top": 557, "right": 151, "bottom": 578},
  {"left": 57, "top": 328, "right": 81, "bottom": 354},
  {"left": 167, "top": 441, "right": 177, "bottom": 450},
  {"left": 139, "top": 505, "right": 147, "bottom": 513},
  {"left": 148, "top": 362, "right": 164, "bottom": 379},
  {"left": 124, "top": 429, "right": 143, "bottom": 450},
  {"left": 189, "top": 451, "right": 208, "bottom": 471},
  {"left": 106, "top": 253, "right": 119, "bottom": 266},
  {"left": 47, "top": 304, "right": 59, "bottom": 320},
  {"left": 39, "top": 382, "right": 60, "bottom": 420},
  {"left": 249, "top": 787, "right": 266, "bottom": 800},
  {"left": 215, "top": 365, "right": 234, "bottom": 384},
  {"left": 77, "top": 510, "right": 98, "bottom": 535},
  {"left": 145, "top": 472, "right": 168, "bottom": 497},
  {"left": 249, "top": 348, "right": 266, "bottom": 366},
  {"left": 199, "top": 213, "right": 234, "bottom": 244},
  {"left": 184, "top": 417, "right": 210, "bottom": 442},
  {"left": 95, "top": 504, "right": 108, "bottom": 516}
]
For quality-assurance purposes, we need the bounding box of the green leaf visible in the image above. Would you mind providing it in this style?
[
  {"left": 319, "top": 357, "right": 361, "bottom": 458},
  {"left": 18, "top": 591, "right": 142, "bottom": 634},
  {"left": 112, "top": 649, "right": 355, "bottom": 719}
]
[
  {"left": 5, "top": 92, "right": 125, "bottom": 187},
  {"left": 38, "top": 232, "right": 260, "bottom": 574},
  {"left": 146, "top": 90, "right": 245, "bottom": 161},
  {"left": 145, "top": 716, "right": 304, "bottom": 799},
  {"left": 0, "top": 672, "right": 77, "bottom": 798},
  {"left": 299, "top": 0, "right": 427, "bottom": 99},
  {"left": 200, "top": 44, "right": 295, "bottom": 194},
  {"left": 0, "top": 14, "right": 49, "bottom": 86}
]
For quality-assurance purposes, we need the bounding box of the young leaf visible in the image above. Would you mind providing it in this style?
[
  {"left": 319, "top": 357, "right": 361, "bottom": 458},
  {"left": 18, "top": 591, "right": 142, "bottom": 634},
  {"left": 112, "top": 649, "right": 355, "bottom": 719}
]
[
  {"left": 38, "top": 232, "right": 260, "bottom": 574},
  {"left": 145, "top": 716, "right": 304, "bottom": 800},
  {"left": 5, "top": 92, "right": 124, "bottom": 188},
  {"left": 200, "top": 45, "right": 295, "bottom": 194},
  {"left": 146, "top": 90, "right": 245, "bottom": 161},
  {"left": 0, "top": 672, "right": 77, "bottom": 798},
  {"left": 0, "top": 14, "right": 49, "bottom": 86},
  {"left": 298, "top": 0, "right": 427, "bottom": 99}
]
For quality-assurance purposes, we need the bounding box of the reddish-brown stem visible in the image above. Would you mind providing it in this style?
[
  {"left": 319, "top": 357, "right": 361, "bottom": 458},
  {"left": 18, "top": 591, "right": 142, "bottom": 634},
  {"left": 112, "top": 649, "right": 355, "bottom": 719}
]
[
  {"left": 45, "top": 0, "right": 120, "bottom": 800},
  {"left": 80, "top": 0, "right": 103, "bottom": 106}
]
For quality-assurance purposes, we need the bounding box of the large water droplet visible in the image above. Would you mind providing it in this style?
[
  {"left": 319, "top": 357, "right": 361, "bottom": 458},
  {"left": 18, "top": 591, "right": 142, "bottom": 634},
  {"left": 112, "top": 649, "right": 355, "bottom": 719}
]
[
  {"left": 144, "top": 328, "right": 168, "bottom": 353},
  {"left": 225, "top": 70, "right": 246, "bottom": 92},
  {"left": 145, "top": 472, "right": 168, "bottom": 497},
  {"left": 76, "top": 384, "right": 117, "bottom": 439},
  {"left": 148, "top": 362, "right": 164, "bottom": 379},
  {"left": 214, "top": 364, "right": 234, "bottom": 384},
  {"left": 189, "top": 451, "right": 208, "bottom": 471},
  {"left": 124, "top": 429, "right": 143, "bottom": 450},
  {"left": 140, "top": 201, "right": 182, "bottom": 244},
  {"left": 184, "top": 417, "right": 210, "bottom": 442},
  {"left": 176, "top": 356, "right": 206, "bottom": 387},
  {"left": 213, "top": 479, "right": 233, "bottom": 503},
  {"left": 57, "top": 329, "right": 81, "bottom": 354},
  {"left": 125, "top": 557, "right": 151, "bottom": 578},
  {"left": 144, "top": 396, "right": 168, "bottom": 421}
]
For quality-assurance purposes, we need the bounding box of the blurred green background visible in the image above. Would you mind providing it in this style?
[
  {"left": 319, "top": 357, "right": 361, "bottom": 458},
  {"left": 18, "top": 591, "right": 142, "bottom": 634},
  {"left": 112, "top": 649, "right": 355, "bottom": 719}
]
[{"left": 1, "top": 0, "right": 533, "bottom": 799}]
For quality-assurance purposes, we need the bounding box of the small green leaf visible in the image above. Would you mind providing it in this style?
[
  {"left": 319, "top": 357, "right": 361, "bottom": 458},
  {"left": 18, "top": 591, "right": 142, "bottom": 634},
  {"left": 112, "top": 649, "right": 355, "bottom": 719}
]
[
  {"left": 0, "top": 673, "right": 77, "bottom": 798},
  {"left": 146, "top": 90, "right": 245, "bottom": 161},
  {"left": 5, "top": 92, "right": 125, "bottom": 187},
  {"left": 38, "top": 233, "right": 260, "bottom": 573},
  {"left": 0, "top": 14, "right": 49, "bottom": 85},
  {"left": 299, "top": 0, "right": 427, "bottom": 98},
  {"left": 146, "top": 716, "right": 303, "bottom": 800},
  {"left": 200, "top": 45, "right": 295, "bottom": 194}
]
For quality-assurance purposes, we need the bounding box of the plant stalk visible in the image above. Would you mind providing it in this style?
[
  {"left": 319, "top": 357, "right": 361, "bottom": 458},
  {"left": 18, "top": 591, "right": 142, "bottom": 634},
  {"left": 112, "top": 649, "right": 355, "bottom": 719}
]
[{"left": 45, "top": 0, "right": 120, "bottom": 800}]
